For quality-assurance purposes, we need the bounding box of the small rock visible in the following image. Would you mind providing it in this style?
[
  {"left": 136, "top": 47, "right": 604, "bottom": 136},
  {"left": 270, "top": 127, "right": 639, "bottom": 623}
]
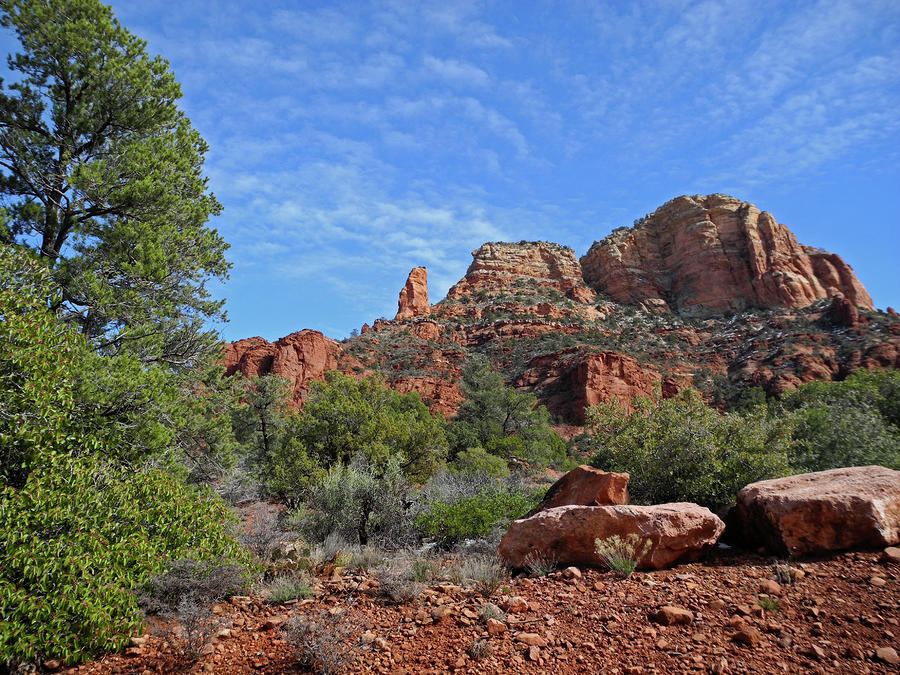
[
  {"left": 731, "top": 627, "right": 762, "bottom": 647},
  {"left": 504, "top": 596, "right": 529, "bottom": 614},
  {"left": 260, "top": 616, "right": 284, "bottom": 631},
  {"left": 517, "top": 633, "right": 548, "bottom": 647},
  {"left": 710, "top": 656, "right": 728, "bottom": 674},
  {"left": 758, "top": 580, "right": 782, "bottom": 596},
  {"left": 431, "top": 606, "right": 453, "bottom": 622},
  {"left": 707, "top": 599, "right": 727, "bottom": 611},
  {"left": 43, "top": 661, "right": 61, "bottom": 672},
  {"left": 231, "top": 595, "right": 252, "bottom": 606},
  {"left": 361, "top": 631, "right": 376, "bottom": 644},
  {"left": 869, "top": 576, "right": 887, "bottom": 587},
  {"left": 375, "top": 637, "right": 390, "bottom": 651},
  {"left": 883, "top": 546, "right": 900, "bottom": 565},
  {"left": 527, "top": 646, "right": 541, "bottom": 662},
  {"left": 486, "top": 618, "right": 507, "bottom": 635},
  {"left": 804, "top": 645, "right": 826, "bottom": 660},
  {"left": 211, "top": 603, "right": 225, "bottom": 615},
  {"left": 563, "top": 566, "right": 582, "bottom": 580},
  {"left": 215, "top": 628, "right": 231, "bottom": 639},
  {"left": 650, "top": 605, "right": 694, "bottom": 626},
  {"left": 129, "top": 636, "right": 147, "bottom": 647},
  {"left": 876, "top": 647, "right": 900, "bottom": 665}
]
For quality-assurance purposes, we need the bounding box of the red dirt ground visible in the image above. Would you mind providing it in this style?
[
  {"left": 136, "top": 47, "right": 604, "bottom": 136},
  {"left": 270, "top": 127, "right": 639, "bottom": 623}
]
[{"left": 61, "top": 548, "right": 900, "bottom": 675}]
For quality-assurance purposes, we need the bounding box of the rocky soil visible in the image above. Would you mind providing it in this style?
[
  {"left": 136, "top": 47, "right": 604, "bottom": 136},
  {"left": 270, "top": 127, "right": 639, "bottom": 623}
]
[{"left": 65, "top": 548, "right": 900, "bottom": 675}]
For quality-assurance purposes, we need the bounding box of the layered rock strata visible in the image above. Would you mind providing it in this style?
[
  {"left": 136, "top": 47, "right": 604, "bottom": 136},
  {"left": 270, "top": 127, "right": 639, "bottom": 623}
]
[
  {"left": 580, "top": 194, "right": 873, "bottom": 317},
  {"left": 442, "top": 241, "right": 596, "bottom": 304}
]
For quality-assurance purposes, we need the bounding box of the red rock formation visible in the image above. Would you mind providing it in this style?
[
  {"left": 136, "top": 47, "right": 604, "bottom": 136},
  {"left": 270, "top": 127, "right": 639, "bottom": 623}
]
[
  {"left": 395, "top": 267, "right": 430, "bottom": 320},
  {"left": 528, "top": 466, "right": 630, "bottom": 516},
  {"left": 499, "top": 503, "right": 725, "bottom": 570},
  {"left": 581, "top": 194, "right": 873, "bottom": 317},
  {"left": 441, "top": 241, "right": 595, "bottom": 304},
  {"left": 829, "top": 293, "right": 863, "bottom": 327},
  {"left": 392, "top": 376, "right": 463, "bottom": 418},
  {"left": 223, "top": 330, "right": 342, "bottom": 404},
  {"left": 517, "top": 349, "right": 663, "bottom": 424},
  {"left": 735, "top": 466, "right": 900, "bottom": 556}
]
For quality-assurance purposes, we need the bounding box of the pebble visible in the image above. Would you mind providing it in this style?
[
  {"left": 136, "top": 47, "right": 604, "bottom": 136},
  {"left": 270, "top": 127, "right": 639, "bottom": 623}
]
[
  {"left": 876, "top": 647, "right": 900, "bottom": 665},
  {"left": 731, "top": 627, "right": 762, "bottom": 647},
  {"left": 650, "top": 605, "right": 694, "bottom": 625}
]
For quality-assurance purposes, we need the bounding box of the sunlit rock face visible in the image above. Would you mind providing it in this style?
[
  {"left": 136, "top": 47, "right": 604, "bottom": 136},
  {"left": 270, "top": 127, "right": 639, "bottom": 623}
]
[{"left": 580, "top": 194, "right": 873, "bottom": 318}]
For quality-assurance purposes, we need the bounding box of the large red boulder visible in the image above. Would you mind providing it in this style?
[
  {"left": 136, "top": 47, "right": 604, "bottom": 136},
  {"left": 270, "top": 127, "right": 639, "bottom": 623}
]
[
  {"left": 527, "top": 465, "right": 629, "bottom": 516},
  {"left": 499, "top": 503, "right": 724, "bottom": 571},
  {"left": 735, "top": 466, "right": 900, "bottom": 556}
]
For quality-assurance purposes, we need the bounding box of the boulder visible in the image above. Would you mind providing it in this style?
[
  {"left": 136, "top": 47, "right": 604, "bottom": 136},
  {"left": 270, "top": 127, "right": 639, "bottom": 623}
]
[
  {"left": 527, "top": 465, "right": 629, "bottom": 516},
  {"left": 499, "top": 503, "right": 724, "bottom": 571},
  {"left": 735, "top": 466, "right": 900, "bottom": 556}
]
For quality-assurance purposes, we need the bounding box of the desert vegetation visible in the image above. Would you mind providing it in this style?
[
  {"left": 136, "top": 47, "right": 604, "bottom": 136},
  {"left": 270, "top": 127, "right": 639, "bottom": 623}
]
[{"left": 2, "top": 1, "right": 899, "bottom": 673}]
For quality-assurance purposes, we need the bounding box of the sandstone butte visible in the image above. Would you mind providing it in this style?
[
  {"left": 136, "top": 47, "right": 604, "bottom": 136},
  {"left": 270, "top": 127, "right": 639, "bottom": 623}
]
[{"left": 224, "top": 193, "right": 900, "bottom": 422}]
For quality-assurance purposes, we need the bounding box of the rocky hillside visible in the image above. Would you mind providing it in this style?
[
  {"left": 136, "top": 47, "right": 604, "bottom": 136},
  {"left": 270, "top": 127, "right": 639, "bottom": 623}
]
[{"left": 225, "top": 194, "right": 900, "bottom": 423}]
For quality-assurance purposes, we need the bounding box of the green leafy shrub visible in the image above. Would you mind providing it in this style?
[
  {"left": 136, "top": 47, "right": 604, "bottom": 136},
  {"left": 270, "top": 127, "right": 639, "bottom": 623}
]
[
  {"left": 301, "top": 455, "right": 413, "bottom": 547},
  {"left": 448, "top": 355, "right": 566, "bottom": 468},
  {"left": 415, "top": 486, "right": 539, "bottom": 547},
  {"left": 261, "top": 575, "right": 314, "bottom": 604},
  {"left": 779, "top": 369, "right": 900, "bottom": 472},
  {"left": 0, "top": 455, "right": 254, "bottom": 667},
  {"left": 586, "top": 390, "right": 792, "bottom": 508}
]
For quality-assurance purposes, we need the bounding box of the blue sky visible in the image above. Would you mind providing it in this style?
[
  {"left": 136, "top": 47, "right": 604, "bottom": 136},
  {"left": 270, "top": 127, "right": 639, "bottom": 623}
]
[{"left": 15, "top": 1, "right": 900, "bottom": 340}]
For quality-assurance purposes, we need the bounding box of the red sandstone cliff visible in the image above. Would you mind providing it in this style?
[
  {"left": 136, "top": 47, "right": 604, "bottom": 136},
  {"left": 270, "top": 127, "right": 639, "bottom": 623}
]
[
  {"left": 224, "top": 330, "right": 342, "bottom": 404},
  {"left": 225, "top": 194, "right": 897, "bottom": 424},
  {"left": 580, "top": 194, "right": 873, "bottom": 317}
]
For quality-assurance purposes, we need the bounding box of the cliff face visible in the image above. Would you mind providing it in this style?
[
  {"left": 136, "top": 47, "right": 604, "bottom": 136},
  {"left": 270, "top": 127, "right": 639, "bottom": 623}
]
[
  {"left": 443, "top": 241, "right": 596, "bottom": 304},
  {"left": 224, "top": 330, "right": 342, "bottom": 405},
  {"left": 227, "top": 194, "right": 897, "bottom": 424},
  {"left": 580, "top": 194, "right": 873, "bottom": 317}
]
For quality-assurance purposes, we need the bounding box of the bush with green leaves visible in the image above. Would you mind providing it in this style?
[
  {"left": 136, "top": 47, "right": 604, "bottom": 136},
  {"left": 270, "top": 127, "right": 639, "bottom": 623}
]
[
  {"left": 448, "top": 355, "right": 567, "bottom": 469},
  {"left": 586, "top": 389, "right": 793, "bottom": 509},
  {"left": 415, "top": 484, "right": 542, "bottom": 547},
  {"left": 300, "top": 455, "right": 413, "bottom": 546},
  {"left": 0, "top": 454, "right": 254, "bottom": 667},
  {"left": 778, "top": 369, "right": 900, "bottom": 472}
]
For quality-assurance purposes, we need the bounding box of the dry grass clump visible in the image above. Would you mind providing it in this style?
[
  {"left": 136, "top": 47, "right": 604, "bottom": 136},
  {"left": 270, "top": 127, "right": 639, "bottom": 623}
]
[{"left": 594, "top": 534, "right": 651, "bottom": 578}]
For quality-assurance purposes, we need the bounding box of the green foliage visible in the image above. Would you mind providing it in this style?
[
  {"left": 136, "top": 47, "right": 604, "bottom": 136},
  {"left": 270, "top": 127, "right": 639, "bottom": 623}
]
[
  {"left": 779, "top": 369, "right": 900, "bottom": 472},
  {"left": 0, "top": 454, "right": 254, "bottom": 666},
  {"left": 0, "top": 246, "right": 96, "bottom": 487},
  {"left": 301, "top": 455, "right": 413, "bottom": 546},
  {"left": 415, "top": 485, "right": 541, "bottom": 547},
  {"left": 757, "top": 595, "right": 779, "bottom": 612},
  {"left": 449, "top": 355, "right": 566, "bottom": 468},
  {"left": 450, "top": 446, "right": 510, "bottom": 477},
  {"left": 0, "top": 0, "right": 227, "bottom": 368},
  {"left": 294, "top": 371, "right": 448, "bottom": 482},
  {"left": 587, "top": 390, "right": 793, "bottom": 509},
  {"left": 232, "top": 374, "right": 323, "bottom": 503}
]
